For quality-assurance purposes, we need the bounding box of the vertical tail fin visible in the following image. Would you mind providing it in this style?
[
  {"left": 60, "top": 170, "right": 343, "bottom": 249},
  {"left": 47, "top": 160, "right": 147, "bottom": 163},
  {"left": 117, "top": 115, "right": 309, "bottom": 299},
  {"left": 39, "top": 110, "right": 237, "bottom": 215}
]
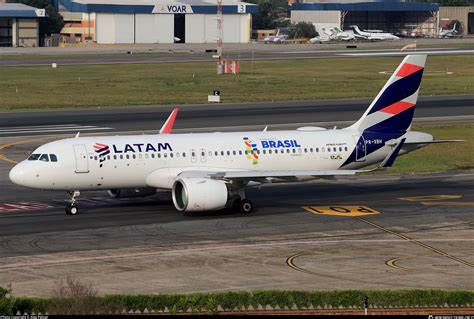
[{"left": 348, "top": 54, "right": 427, "bottom": 132}]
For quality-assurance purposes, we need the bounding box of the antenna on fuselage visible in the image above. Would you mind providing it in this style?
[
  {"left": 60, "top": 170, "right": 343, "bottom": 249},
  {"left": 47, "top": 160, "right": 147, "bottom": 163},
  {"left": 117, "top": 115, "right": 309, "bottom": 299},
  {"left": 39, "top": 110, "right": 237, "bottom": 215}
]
[
  {"left": 263, "top": 125, "right": 268, "bottom": 132},
  {"left": 75, "top": 132, "right": 80, "bottom": 138}
]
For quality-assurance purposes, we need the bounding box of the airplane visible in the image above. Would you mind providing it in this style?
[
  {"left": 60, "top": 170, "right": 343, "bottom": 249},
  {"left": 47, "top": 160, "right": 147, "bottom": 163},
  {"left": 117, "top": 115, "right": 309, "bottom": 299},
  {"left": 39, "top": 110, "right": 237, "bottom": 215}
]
[
  {"left": 9, "top": 55, "right": 459, "bottom": 216},
  {"left": 351, "top": 25, "right": 400, "bottom": 41},
  {"left": 309, "top": 27, "right": 355, "bottom": 43},
  {"left": 263, "top": 29, "right": 288, "bottom": 43},
  {"left": 439, "top": 23, "right": 458, "bottom": 38}
]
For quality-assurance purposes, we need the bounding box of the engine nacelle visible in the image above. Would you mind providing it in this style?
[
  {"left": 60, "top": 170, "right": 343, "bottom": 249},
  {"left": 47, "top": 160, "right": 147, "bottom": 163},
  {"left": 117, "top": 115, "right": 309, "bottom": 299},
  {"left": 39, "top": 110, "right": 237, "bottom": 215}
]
[
  {"left": 108, "top": 187, "right": 157, "bottom": 198},
  {"left": 172, "top": 178, "right": 228, "bottom": 212}
]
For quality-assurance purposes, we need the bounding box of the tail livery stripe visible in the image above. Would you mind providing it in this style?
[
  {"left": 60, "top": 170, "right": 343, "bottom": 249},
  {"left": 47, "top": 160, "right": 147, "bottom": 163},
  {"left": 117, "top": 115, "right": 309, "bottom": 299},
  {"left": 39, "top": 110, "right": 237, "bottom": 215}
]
[
  {"left": 367, "top": 68, "right": 423, "bottom": 115},
  {"left": 396, "top": 63, "right": 424, "bottom": 77},
  {"left": 379, "top": 101, "right": 415, "bottom": 115}
]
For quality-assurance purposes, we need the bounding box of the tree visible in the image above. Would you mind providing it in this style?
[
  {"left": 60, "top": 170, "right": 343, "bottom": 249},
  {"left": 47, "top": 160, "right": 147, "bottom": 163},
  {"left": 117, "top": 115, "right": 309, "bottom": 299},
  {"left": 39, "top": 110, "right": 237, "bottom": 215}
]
[
  {"left": 448, "top": 19, "right": 463, "bottom": 35},
  {"left": 288, "top": 22, "right": 317, "bottom": 39},
  {"left": 7, "top": 0, "right": 64, "bottom": 37},
  {"left": 247, "top": 0, "right": 289, "bottom": 30}
]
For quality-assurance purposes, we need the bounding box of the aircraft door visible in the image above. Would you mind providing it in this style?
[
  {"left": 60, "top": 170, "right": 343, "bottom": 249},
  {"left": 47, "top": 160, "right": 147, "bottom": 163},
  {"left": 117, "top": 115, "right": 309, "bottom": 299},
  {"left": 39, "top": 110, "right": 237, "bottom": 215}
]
[
  {"left": 191, "top": 149, "right": 197, "bottom": 163},
  {"left": 353, "top": 136, "right": 367, "bottom": 162},
  {"left": 200, "top": 149, "right": 206, "bottom": 162},
  {"left": 73, "top": 144, "right": 89, "bottom": 173}
]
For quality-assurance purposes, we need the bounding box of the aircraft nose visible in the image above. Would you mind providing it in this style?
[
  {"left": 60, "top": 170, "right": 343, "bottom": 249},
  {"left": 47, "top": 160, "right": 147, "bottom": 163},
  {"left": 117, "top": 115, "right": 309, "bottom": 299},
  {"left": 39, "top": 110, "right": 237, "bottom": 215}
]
[{"left": 9, "top": 161, "right": 29, "bottom": 187}]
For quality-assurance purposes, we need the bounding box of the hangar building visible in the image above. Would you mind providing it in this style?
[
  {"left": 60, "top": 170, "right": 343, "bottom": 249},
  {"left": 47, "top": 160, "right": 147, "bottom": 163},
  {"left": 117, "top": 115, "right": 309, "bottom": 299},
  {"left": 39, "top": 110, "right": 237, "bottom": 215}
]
[
  {"left": 55, "top": 0, "right": 257, "bottom": 44},
  {"left": 0, "top": 3, "right": 46, "bottom": 47},
  {"left": 291, "top": 0, "right": 439, "bottom": 37}
]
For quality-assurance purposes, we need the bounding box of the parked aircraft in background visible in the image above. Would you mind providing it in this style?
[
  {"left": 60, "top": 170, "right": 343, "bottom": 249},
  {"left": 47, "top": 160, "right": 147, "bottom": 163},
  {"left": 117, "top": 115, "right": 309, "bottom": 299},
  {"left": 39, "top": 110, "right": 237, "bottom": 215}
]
[
  {"left": 263, "top": 30, "right": 288, "bottom": 43},
  {"left": 439, "top": 23, "right": 458, "bottom": 38},
  {"left": 309, "top": 27, "right": 355, "bottom": 43},
  {"left": 351, "top": 25, "right": 400, "bottom": 41},
  {"left": 10, "top": 55, "right": 460, "bottom": 216}
]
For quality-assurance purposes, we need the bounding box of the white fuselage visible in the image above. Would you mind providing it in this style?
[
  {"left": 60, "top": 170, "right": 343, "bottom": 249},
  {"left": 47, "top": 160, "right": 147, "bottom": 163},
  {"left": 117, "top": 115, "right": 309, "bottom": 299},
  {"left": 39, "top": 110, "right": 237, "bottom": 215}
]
[{"left": 9, "top": 128, "right": 431, "bottom": 192}]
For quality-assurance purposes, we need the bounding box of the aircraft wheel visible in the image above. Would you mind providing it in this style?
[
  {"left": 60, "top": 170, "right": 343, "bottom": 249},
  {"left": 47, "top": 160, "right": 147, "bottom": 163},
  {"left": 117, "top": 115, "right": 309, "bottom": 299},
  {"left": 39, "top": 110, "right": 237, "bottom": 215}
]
[
  {"left": 66, "top": 204, "right": 79, "bottom": 215},
  {"left": 240, "top": 199, "right": 253, "bottom": 214}
]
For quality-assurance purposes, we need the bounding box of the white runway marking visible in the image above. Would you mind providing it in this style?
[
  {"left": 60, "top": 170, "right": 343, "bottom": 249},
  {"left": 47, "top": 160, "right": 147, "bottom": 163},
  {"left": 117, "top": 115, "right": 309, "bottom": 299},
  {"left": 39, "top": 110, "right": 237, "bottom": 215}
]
[
  {"left": 0, "top": 124, "right": 113, "bottom": 136},
  {"left": 340, "top": 49, "right": 474, "bottom": 56}
]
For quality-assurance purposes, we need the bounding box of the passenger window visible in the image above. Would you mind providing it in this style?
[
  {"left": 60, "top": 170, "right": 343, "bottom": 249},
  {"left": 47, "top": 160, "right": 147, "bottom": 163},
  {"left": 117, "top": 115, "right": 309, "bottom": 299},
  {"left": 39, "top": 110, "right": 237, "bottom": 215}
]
[
  {"left": 120, "top": 155, "right": 123, "bottom": 159},
  {"left": 215, "top": 151, "right": 218, "bottom": 156},
  {"left": 113, "top": 155, "right": 117, "bottom": 160},
  {"left": 145, "top": 154, "right": 149, "bottom": 159},
  {"left": 269, "top": 149, "right": 272, "bottom": 154},
  {"left": 164, "top": 153, "right": 168, "bottom": 158},
  {"left": 281, "top": 149, "right": 285, "bottom": 154},
  {"left": 286, "top": 149, "right": 290, "bottom": 153},
  {"left": 132, "top": 154, "right": 136, "bottom": 159},
  {"left": 322, "top": 148, "right": 325, "bottom": 152},
  {"left": 177, "top": 153, "right": 180, "bottom": 158},
  {"left": 158, "top": 153, "right": 161, "bottom": 158},
  {"left": 170, "top": 153, "right": 174, "bottom": 158},
  {"left": 138, "top": 154, "right": 142, "bottom": 159},
  {"left": 208, "top": 151, "right": 212, "bottom": 156},
  {"left": 151, "top": 154, "right": 155, "bottom": 159},
  {"left": 339, "top": 147, "right": 342, "bottom": 152},
  {"left": 94, "top": 156, "right": 98, "bottom": 160},
  {"left": 292, "top": 149, "right": 296, "bottom": 153},
  {"left": 227, "top": 151, "right": 230, "bottom": 156},
  {"left": 233, "top": 150, "right": 236, "bottom": 155},
  {"left": 262, "top": 150, "right": 266, "bottom": 155},
  {"left": 221, "top": 151, "right": 224, "bottom": 156},
  {"left": 182, "top": 152, "right": 186, "bottom": 157},
  {"left": 201, "top": 151, "right": 205, "bottom": 157},
  {"left": 28, "top": 154, "right": 41, "bottom": 161},
  {"left": 50, "top": 154, "right": 58, "bottom": 162},
  {"left": 39, "top": 154, "right": 49, "bottom": 162},
  {"left": 310, "top": 148, "right": 313, "bottom": 152},
  {"left": 126, "top": 155, "right": 130, "bottom": 159},
  {"left": 239, "top": 150, "right": 242, "bottom": 155},
  {"left": 304, "top": 148, "right": 307, "bottom": 153},
  {"left": 345, "top": 147, "right": 348, "bottom": 151},
  {"left": 191, "top": 152, "right": 195, "bottom": 157}
]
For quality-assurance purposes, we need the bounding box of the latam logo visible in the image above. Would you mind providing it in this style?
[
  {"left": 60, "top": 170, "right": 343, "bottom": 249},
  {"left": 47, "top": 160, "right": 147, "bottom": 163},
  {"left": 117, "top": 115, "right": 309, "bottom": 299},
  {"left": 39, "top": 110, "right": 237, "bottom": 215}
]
[
  {"left": 94, "top": 143, "right": 110, "bottom": 167},
  {"left": 243, "top": 137, "right": 259, "bottom": 165}
]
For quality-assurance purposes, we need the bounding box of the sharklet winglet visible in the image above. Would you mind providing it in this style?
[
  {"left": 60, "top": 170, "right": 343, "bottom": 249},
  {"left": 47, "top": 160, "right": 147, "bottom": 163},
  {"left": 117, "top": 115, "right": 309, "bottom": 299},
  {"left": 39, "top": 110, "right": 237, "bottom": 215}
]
[{"left": 159, "top": 107, "right": 179, "bottom": 134}]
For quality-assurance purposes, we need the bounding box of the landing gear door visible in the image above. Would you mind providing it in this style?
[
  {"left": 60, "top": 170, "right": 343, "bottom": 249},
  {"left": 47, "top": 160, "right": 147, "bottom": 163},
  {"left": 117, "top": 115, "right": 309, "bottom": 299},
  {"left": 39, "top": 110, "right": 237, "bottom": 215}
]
[
  {"left": 73, "top": 144, "right": 89, "bottom": 173},
  {"left": 353, "top": 135, "right": 367, "bottom": 162}
]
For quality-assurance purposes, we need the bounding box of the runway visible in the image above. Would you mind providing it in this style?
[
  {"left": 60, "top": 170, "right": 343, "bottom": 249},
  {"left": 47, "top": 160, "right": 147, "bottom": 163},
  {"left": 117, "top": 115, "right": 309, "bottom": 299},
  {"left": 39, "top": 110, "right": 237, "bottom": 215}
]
[
  {"left": 1, "top": 45, "right": 473, "bottom": 67},
  {"left": 0, "top": 95, "right": 473, "bottom": 137}
]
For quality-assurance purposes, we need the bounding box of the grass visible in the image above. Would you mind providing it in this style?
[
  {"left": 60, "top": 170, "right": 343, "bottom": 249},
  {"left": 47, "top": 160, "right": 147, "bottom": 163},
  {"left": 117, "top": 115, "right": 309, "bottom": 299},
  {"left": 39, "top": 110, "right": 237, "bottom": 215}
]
[
  {"left": 377, "top": 124, "right": 473, "bottom": 174},
  {"left": 0, "top": 55, "right": 473, "bottom": 110},
  {"left": 1, "top": 288, "right": 473, "bottom": 315}
]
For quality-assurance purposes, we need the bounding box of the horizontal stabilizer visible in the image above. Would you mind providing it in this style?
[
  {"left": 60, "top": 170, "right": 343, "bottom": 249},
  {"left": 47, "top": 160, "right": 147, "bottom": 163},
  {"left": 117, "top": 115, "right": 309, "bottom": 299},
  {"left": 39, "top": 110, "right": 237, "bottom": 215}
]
[{"left": 380, "top": 138, "right": 405, "bottom": 169}]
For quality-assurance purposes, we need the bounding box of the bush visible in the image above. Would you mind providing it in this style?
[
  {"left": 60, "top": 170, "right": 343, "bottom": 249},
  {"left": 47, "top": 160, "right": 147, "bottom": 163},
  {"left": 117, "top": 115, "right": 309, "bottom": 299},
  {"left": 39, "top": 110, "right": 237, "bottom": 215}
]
[{"left": 1, "top": 288, "right": 473, "bottom": 315}]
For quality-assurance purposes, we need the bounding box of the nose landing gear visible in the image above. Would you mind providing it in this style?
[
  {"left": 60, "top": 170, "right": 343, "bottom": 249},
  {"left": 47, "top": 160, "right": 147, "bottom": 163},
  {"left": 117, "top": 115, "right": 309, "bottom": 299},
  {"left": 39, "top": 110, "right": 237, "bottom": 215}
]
[{"left": 66, "top": 191, "right": 80, "bottom": 215}]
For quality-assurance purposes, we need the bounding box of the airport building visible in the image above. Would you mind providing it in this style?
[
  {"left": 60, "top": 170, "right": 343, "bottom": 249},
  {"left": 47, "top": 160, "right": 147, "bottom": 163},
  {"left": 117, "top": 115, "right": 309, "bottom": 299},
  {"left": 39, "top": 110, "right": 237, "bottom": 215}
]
[
  {"left": 0, "top": 3, "right": 46, "bottom": 47},
  {"left": 55, "top": 0, "right": 258, "bottom": 44},
  {"left": 291, "top": 0, "right": 440, "bottom": 37}
]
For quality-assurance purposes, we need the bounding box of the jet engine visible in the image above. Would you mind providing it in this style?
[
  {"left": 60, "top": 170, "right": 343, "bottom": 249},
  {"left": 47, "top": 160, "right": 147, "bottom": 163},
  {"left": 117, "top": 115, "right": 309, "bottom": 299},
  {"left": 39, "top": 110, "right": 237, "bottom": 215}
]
[
  {"left": 172, "top": 178, "right": 228, "bottom": 212},
  {"left": 108, "top": 187, "right": 157, "bottom": 198}
]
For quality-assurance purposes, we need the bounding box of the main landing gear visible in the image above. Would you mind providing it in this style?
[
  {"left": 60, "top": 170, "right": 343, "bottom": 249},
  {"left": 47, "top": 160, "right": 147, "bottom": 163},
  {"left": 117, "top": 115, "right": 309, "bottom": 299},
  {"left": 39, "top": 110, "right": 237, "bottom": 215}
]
[
  {"left": 66, "top": 190, "right": 80, "bottom": 215},
  {"left": 231, "top": 189, "right": 254, "bottom": 214}
]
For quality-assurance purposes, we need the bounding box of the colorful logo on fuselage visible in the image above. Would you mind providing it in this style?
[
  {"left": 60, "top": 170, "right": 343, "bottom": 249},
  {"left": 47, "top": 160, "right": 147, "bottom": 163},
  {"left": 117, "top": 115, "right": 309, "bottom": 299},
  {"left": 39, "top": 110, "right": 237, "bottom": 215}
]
[
  {"left": 94, "top": 142, "right": 110, "bottom": 167},
  {"left": 243, "top": 137, "right": 259, "bottom": 165}
]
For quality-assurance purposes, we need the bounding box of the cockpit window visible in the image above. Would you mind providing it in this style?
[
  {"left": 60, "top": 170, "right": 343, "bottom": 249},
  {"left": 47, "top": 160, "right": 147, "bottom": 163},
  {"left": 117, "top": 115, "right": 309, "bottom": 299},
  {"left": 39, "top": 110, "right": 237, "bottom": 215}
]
[
  {"left": 50, "top": 154, "right": 58, "bottom": 162},
  {"left": 28, "top": 154, "right": 41, "bottom": 161},
  {"left": 39, "top": 154, "right": 49, "bottom": 162}
]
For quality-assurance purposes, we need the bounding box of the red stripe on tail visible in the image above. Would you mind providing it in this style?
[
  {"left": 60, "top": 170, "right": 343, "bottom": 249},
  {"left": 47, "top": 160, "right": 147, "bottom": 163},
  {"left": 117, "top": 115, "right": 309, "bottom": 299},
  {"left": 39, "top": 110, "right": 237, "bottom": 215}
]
[
  {"left": 379, "top": 101, "right": 415, "bottom": 115},
  {"left": 396, "top": 63, "right": 423, "bottom": 77}
]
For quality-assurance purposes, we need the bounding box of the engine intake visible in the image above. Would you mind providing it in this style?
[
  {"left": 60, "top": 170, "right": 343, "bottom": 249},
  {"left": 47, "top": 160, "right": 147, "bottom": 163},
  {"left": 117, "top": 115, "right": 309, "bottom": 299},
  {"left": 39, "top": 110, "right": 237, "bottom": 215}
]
[
  {"left": 172, "top": 178, "right": 228, "bottom": 212},
  {"left": 108, "top": 187, "right": 157, "bottom": 198}
]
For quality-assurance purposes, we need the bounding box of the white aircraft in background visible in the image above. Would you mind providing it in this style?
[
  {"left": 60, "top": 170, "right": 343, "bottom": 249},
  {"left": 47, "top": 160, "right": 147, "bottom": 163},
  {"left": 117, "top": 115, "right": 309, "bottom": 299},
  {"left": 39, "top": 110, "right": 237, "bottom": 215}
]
[
  {"left": 351, "top": 25, "right": 400, "bottom": 41},
  {"left": 9, "top": 55, "right": 458, "bottom": 216},
  {"left": 263, "top": 30, "right": 288, "bottom": 43},
  {"left": 439, "top": 23, "right": 458, "bottom": 38},
  {"left": 310, "top": 27, "right": 355, "bottom": 43}
]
